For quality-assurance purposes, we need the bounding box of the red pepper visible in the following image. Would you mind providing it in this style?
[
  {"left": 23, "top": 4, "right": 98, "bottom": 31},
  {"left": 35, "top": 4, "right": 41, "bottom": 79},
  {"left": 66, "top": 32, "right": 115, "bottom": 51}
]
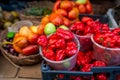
[
  {"left": 94, "top": 33, "right": 105, "bottom": 44},
  {"left": 85, "top": 51, "right": 94, "bottom": 60},
  {"left": 81, "top": 64, "right": 93, "bottom": 72},
  {"left": 101, "top": 24, "right": 110, "bottom": 33},
  {"left": 104, "top": 31, "right": 114, "bottom": 37},
  {"left": 116, "top": 36, "right": 120, "bottom": 47},
  {"left": 84, "top": 25, "right": 92, "bottom": 35},
  {"left": 56, "top": 28, "right": 74, "bottom": 40},
  {"left": 65, "top": 41, "right": 77, "bottom": 57},
  {"left": 70, "top": 23, "right": 77, "bottom": 32},
  {"left": 37, "top": 35, "right": 48, "bottom": 47},
  {"left": 48, "top": 34, "right": 59, "bottom": 44},
  {"left": 55, "top": 38, "right": 66, "bottom": 48},
  {"left": 77, "top": 51, "right": 84, "bottom": 66},
  {"left": 102, "top": 36, "right": 115, "bottom": 48},
  {"left": 81, "top": 16, "right": 93, "bottom": 23},
  {"left": 96, "top": 74, "right": 108, "bottom": 80},
  {"left": 76, "top": 22, "right": 84, "bottom": 32},
  {"left": 56, "top": 49, "right": 66, "bottom": 61},
  {"left": 112, "top": 28, "right": 120, "bottom": 35},
  {"left": 58, "top": 74, "right": 64, "bottom": 79},
  {"left": 42, "top": 47, "right": 55, "bottom": 60},
  {"left": 93, "top": 61, "right": 106, "bottom": 67}
]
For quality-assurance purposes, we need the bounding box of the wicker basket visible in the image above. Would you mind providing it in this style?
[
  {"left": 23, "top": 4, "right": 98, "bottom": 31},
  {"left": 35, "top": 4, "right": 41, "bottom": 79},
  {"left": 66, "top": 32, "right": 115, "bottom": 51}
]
[
  {"left": 19, "top": 1, "right": 54, "bottom": 25},
  {"left": 0, "top": 29, "right": 42, "bottom": 66}
]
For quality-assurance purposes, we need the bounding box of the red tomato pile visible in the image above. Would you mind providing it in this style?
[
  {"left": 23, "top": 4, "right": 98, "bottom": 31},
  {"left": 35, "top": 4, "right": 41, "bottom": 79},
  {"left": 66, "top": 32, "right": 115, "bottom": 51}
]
[
  {"left": 37, "top": 0, "right": 93, "bottom": 35},
  {"left": 94, "top": 28, "right": 120, "bottom": 48},
  {"left": 38, "top": 28, "right": 78, "bottom": 61},
  {"left": 70, "top": 16, "right": 110, "bottom": 36}
]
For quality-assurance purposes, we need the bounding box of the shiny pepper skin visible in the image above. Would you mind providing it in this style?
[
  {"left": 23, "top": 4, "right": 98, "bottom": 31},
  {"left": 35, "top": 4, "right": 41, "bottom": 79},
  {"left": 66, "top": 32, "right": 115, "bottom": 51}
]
[
  {"left": 112, "top": 28, "right": 120, "bottom": 35},
  {"left": 66, "top": 41, "right": 77, "bottom": 57},
  {"left": 42, "top": 47, "right": 55, "bottom": 60},
  {"left": 93, "top": 33, "right": 105, "bottom": 44},
  {"left": 37, "top": 35, "right": 48, "bottom": 47},
  {"left": 55, "top": 38, "right": 66, "bottom": 48},
  {"left": 93, "top": 61, "right": 106, "bottom": 67},
  {"left": 56, "top": 28, "right": 74, "bottom": 40},
  {"left": 102, "top": 37, "right": 115, "bottom": 48},
  {"left": 81, "top": 64, "right": 93, "bottom": 72},
  {"left": 56, "top": 49, "right": 66, "bottom": 61}
]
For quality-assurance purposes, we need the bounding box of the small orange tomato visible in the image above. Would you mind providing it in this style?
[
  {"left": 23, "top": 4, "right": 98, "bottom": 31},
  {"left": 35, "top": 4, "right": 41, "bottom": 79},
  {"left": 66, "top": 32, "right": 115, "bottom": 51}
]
[
  {"left": 37, "top": 24, "right": 45, "bottom": 35},
  {"left": 78, "top": 4, "right": 86, "bottom": 13},
  {"left": 41, "top": 15, "right": 50, "bottom": 25},
  {"left": 63, "top": 17, "right": 71, "bottom": 27},
  {"left": 55, "top": 9, "right": 67, "bottom": 17},
  {"left": 68, "top": 7, "right": 79, "bottom": 20},
  {"left": 85, "top": 3, "right": 92, "bottom": 13}
]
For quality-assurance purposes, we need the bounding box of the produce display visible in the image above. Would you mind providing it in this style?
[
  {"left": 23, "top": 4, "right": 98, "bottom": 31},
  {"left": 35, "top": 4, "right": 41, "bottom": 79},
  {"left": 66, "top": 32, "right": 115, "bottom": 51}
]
[
  {"left": 70, "top": 16, "right": 109, "bottom": 36},
  {"left": 39, "top": 28, "right": 80, "bottom": 70},
  {"left": 39, "top": 28, "right": 78, "bottom": 61},
  {"left": 58, "top": 50, "right": 108, "bottom": 80},
  {"left": 2, "top": 26, "right": 39, "bottom": 57},
  {"left": 37, "top": 0, "right": 93, "bottom": 35},
  {"left": 0, "top": 0, "right": 120, "bottom": 79},
  {"left": 69, "top": 16, "right": 109, "bottom": 52},
  {"left": 92, "top": 28, "right": 120, "bottom": 65},
  {"left": 0, "top": 7, "right": 20, "bottom": 29}
]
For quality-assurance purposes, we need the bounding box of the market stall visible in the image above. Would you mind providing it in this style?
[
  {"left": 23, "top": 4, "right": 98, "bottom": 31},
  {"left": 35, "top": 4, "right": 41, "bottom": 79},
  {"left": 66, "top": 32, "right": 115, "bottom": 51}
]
[{"left": 0, "top": 0, "right": 120, "bottom": 80}]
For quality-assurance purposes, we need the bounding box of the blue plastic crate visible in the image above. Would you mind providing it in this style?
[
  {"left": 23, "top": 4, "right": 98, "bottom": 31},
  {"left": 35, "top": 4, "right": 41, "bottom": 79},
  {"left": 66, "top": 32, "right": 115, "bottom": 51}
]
[
  {"left": 79, "top": 14, "right": 118, "bottom": 29},
  {"left": 41, "top": 61, "right": 120, "bottom": 80}
]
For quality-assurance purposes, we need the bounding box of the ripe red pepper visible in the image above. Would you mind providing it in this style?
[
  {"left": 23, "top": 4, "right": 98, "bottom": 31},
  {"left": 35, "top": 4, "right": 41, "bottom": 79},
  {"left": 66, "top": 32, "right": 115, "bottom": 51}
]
[
  {"left": 42, "top": 47, "right": 55, "bottom": 60},
  {"left": 77, "top": 51, "right": 93, "bottom": 66},
  {"left": 65, "top": 41, "right": 77, "bottom": 57},
  {"left": 81, "top": 64, "right": 93, "bottom": 72},
  {"left": 81, "top": 17, "right": 93, "bottom": 23},
  {"left": 22, "top": 45, "right": 39, "bottom": 55},
  {"left": 112, "top": 28, "right": 120, "bottom": 35},
  {"left": 102, "top": 37, "right": 115, "bottom": 48},
  {"left": 93, "top": 61, "right": 106, "bottom": 67},
  {"left": 37, "top": 35, "right": 48, "bottom": 47},
  {"left": 56, "top": 49, "right": 66, "bottom": 61},
  {"left": 93, "top": 33, "right": 105, "bottom": 44},
  {"left": 96, "top": 74, "right": 108, "bottom": 80},
  {"left": 76, "top": 22, "right": 84, "bottom": 32},
  {"left": 84, "top": 25, "right": 92, "bottom": 35},
  {"left": 101, "top": 24, "right": 110, "bottom": 33},
  {"left": 116, "top": 36, "right": 120, "bottom": 47},
  {"left": 56, "top": 28, "right": 74, "bottom": 40},
  {"left": 55, "top": 38, "right": 66, "bottom": 48}
]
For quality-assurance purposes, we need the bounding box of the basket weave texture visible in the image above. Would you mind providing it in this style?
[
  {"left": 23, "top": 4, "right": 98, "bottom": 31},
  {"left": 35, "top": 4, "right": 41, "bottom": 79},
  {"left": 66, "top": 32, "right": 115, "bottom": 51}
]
[
  {"left": 19, "top": 1, "right": 54, "bottom": 25},
  {"left": 0, "top": 29, "right": 42, "bottom": 66}
]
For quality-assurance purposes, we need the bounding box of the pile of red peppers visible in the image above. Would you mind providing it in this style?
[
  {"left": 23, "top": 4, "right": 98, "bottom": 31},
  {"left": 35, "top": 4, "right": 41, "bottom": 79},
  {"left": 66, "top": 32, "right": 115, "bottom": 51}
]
[{"left": 37, "top": 28, "right": 78, "bottom": 61}]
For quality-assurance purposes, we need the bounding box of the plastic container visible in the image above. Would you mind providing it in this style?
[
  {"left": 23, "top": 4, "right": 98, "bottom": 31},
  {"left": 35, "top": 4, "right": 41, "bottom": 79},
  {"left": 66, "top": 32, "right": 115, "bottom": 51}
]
[
  {"left": 39, "top": 34, "right": 80, "bottom": 70},
  {"left": 91, "top": 35, "right": 120, "bottom": 66},
  {"left": 76, "top": 14, "right": 109, "bottom": 52},
  {"left": 76, "top": 35, "right": 93, "bottom": 52},
  {"left": 107, "top": 8, "right": 119, "bottom": 28},
  {"left": 8, "top": 20, "right": 33, "bottom": 32},
  {"left": 41, "top": 61, "right": 120, "bottom": 80}
]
